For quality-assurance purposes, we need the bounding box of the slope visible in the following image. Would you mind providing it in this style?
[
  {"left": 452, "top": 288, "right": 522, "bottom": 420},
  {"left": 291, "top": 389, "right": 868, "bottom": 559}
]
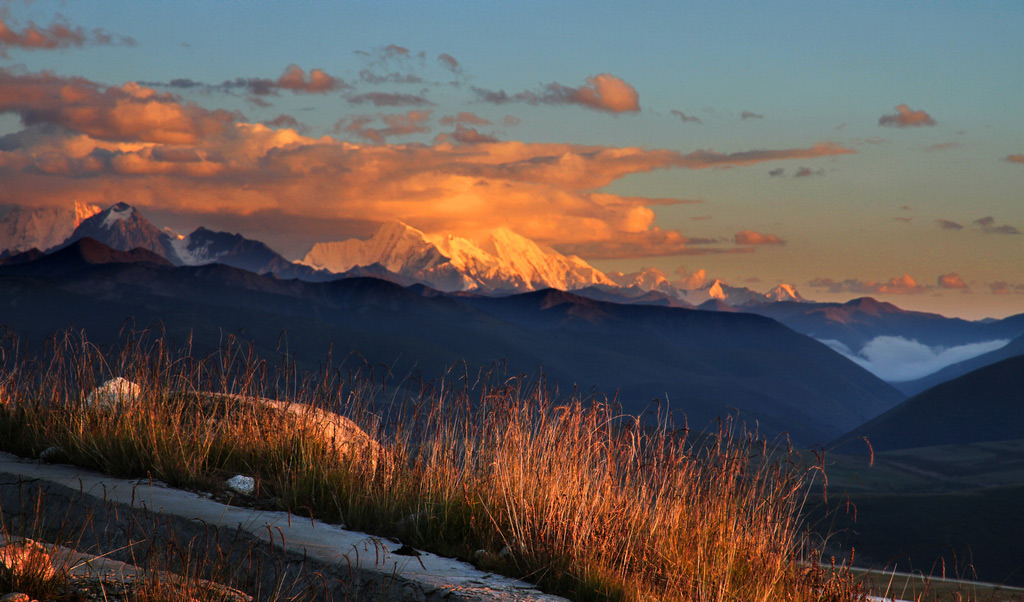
[{"left": 832, "top": 353, "right": 1024, "bottom": 452}]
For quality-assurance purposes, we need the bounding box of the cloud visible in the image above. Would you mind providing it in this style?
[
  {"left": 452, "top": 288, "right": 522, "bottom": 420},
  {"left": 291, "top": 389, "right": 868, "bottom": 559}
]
[
  {"left": 820, "top": 336, "right": 1010, "bottom": 382},
  {"left": 473, "top": 73, "right": 640, "bottom": 114},
  {"left": 0, "top": 69, "right": 236, "bottom": 144},
  {"left": 347, "top": 92, "right": 432, "bottom": 107},
  {"left": 335, "top": 110, "right": 432, "bottom": 144},
  {"left": 878, "top": 104, "right": 936, "bottom": 127},
  {"left": 936, "top": 219, "right": 964, "bottom": 230},
  {"left": 740, "top": 111, "right": 763, "bottom": 120},
  {"left": 0, "top": 17, "right": 135, "bottom": 54},
  {"left": 503, "top": 115, "right": 521, "bottom": 126},
  {"left": 794, "top": 166, "right": 824, "bottom": 177},
  {"left": 671, "top": 110, "right": 701, "bottom": 124},
  {"left": 0, "top": 68, "right": 862, "bottom": 261},
  {"left": 937, "top": 273, "right": 969, "bottom": 290},
  {"left": 973, "top": 216, "right": 1020, "bottom": 235},
  {"left": 1006, "top": 154, "right": 1024, "bottom": 164},
  {"left": 437, "top": 53, "right": 462, "bottom": 77},
  {"left": 444, "top": 124, "right": 497, "bottom": 145},
  {"left": 768, "top": 168, "right": 784, "bottom": 177},
  {"left": 276, "top": 65, "right": 345, "bottom": 93},
  {"left": 358, "top": 69, "right": 423, "bottom": 85},
  {"left": 734, "top": 230, "right": 784, "bottom": 245},
  {"left": 807, "top": 274, "right": 928, "bottom": 295},
  {"left": 989, "top": 281, "right": 1024, "bottom": 295},
  {"left": 440, "top": 112, "right": 492, "bottom": 127}
]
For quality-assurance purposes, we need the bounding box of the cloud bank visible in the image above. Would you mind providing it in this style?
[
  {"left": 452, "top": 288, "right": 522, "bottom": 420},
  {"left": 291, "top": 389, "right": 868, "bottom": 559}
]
[{"left": 821, "top": 336, "right": 1010, "bottom": 382}]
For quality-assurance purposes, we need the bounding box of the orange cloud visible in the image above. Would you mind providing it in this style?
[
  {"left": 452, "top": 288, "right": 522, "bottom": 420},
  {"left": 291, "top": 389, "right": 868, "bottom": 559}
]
[
  {"left": 0, "top": 17, "right": 135, "bottom": 54},
  {"left": 0, "top": 69, "right": 236, "bottom": 144},
  {"left": 808, "top": 274, "right": 929, "bottom": 295},
  {"left": 878, "top": 104, "right": 936, "bottom": 127},
  {"left": 276, "top": 64, "right": 344, "bottom": 93},
  {"left": 0, "top": 69, "right": 862, "bottom": 260},
  {"left": 937, "top": 273, "right": 969, "bottom": 290},
  {"left": 734, "top": 230, "right": 785, "bottom": 245},
  {"left": 473, "top": 73, "right": 640, "bottom": 114},
  {"left": 1006, "top": 154, "right": 1024, "bottom": 164}
]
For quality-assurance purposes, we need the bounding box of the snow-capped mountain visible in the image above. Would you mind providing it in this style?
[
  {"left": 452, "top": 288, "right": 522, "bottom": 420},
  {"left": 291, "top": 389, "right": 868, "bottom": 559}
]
[
  {"left": 61, "top": 202, "right": 176, "bottom": 259},
  {"left": 681, "top": 279, "right": 765, "bottom": 306},
  {"left": 300, "top": 221, "right": 616, "bottom": 292},
  {"left": 170, "top": 227, "right": 331, "bottom": 281},
  {"left": 762, "top": 283, "right": 809, "bottom": 303},
  {"left": 0, "top": 202, "right": 101, "bottom": 255}
]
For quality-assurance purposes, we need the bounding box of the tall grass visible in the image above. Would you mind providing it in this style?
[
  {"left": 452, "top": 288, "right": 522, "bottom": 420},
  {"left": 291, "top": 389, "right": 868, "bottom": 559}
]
[{"left": 0, "top": 330, "right": 864, "bottom": 601}]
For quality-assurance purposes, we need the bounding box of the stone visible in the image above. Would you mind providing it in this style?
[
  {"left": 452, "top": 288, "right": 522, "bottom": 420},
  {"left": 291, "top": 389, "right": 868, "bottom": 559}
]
[
  {"left": 0, "top": 538, "right": 56, "bottom": 581},
  {"left": 38, "top": 447, "right": 65, "bottom": 462},
  {"left": 221, "top": 394, "right": 384, "bottom": 471},
  {"left": 85, "top": 377, "right": 140, "bottom": 409},
  {"left": 225, "top": 475, "right": 256, "bottom": 496}
]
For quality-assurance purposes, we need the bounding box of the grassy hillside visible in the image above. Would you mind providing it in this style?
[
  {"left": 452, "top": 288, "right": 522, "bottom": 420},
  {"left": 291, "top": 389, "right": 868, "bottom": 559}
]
[{"left": 0, "top": 331, "right": 866, "bottom": 602}]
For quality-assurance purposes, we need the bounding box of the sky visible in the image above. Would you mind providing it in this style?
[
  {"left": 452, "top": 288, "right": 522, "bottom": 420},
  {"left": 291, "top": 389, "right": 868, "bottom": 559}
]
[{"left": 0, "top": 1, "right": 1022, "bottom": 320}]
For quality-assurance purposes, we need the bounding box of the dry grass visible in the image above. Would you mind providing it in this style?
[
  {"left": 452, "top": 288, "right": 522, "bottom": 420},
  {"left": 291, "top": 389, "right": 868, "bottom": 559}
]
[{"left": 0, "top": 330, "right": 867, "bottom": 601}]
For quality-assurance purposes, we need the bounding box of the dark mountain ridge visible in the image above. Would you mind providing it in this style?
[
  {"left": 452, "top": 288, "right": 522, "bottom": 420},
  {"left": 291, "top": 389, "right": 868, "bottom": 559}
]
[{"left": 0, "top": 239, "right": 905, "bottom": 446}]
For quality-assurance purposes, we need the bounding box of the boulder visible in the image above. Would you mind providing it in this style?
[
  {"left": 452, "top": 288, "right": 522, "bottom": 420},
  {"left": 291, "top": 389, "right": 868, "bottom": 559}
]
[
  {"left": 217, "top": 394, "right": 384, "bottom": 472},
  {"left": 0, "top": 538, "right": 56, "bottom": 581},
  {"left": 85, "top": 377, "right": 140, "bottom": 409}
]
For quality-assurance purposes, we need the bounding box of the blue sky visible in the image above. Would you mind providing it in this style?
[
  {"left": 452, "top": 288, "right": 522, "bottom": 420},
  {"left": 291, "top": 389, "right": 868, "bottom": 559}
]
[{"left": 1, "top": 0, "right": 1022, "bottom": 318}]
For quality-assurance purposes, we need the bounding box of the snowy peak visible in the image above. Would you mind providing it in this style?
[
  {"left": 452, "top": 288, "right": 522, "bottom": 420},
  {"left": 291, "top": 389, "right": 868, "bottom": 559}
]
[
  {"left": 300, "top": 221, "right": 614, "bottom": 292},
  {"left": 64, "top": 202, "right": 174, "bottom": 260},
  {"left": 764, "top": 284, "right": 808, "bottom": 303},
  {"left": 0, "top": 202, "right": 101, "bottom": 255}
]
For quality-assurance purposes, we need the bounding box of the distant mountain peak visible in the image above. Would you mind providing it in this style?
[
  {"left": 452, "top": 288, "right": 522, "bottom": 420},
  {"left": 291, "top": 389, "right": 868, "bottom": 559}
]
[
  {"left": 300, "top": 220, "right": 615, "bottom": 293},
  {"left": 0, "top": 202, "right": 102, "bottom": 255},
  {"left": 764, "top": 283, "right": 809, "bottom": 303}
]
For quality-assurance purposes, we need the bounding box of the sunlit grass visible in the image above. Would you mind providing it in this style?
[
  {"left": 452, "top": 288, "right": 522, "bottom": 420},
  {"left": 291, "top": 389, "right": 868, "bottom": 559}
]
[{"left": 0, "top": 330, "right": 867, "bottom": 601}]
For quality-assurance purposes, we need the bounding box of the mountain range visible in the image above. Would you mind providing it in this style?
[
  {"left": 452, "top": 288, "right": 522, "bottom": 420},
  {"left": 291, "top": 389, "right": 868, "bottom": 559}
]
[
  {"left": 3, "top": 201, "right": 1023, "bottom": 389},
  {"left": 0, "top": 236, "right": 908, "bottom": 446}
]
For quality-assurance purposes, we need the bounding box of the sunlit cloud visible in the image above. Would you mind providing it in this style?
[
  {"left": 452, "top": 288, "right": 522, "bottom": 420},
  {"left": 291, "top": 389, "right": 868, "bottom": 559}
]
[
  {"left": 937, "top": 273, "right": 969, "bottom": 290},
  {"left": 734, "top": 230, "right": 784, "bottom": 245},
  {"left": 1006, "top": 154, "right": 1024, "bottom": 164},
  {"left": 0, "top": 16, "right": 135, "bottom": 54},
  {"left": 878, "top": 104, "right": 936, "bottom": 127},
  {"left": 808, "top": 274, "right": 929, "bottom": 295},
  {"left": 0, "top": 68, "right": 861, "bottom": 260},
  {"left": 974, "top": 216, "right": 1020, "bottom": 235},
  {"left": 473, "top": 73, "right": 641, "bottom": 114},
  {"left": 820, "top": 336, "right": 1009, "bottom": 382}
]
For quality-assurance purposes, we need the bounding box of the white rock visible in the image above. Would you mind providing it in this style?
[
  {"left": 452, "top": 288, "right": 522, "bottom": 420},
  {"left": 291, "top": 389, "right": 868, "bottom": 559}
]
[
  {"left": 223, "top": 395, "right": 384, "bottom": 472},
  {"left": 86, "top": 377, "right": 140, "bottom": 409},
  {"left": 225, "top": 475, "right": 256, "bottom": 496}
]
